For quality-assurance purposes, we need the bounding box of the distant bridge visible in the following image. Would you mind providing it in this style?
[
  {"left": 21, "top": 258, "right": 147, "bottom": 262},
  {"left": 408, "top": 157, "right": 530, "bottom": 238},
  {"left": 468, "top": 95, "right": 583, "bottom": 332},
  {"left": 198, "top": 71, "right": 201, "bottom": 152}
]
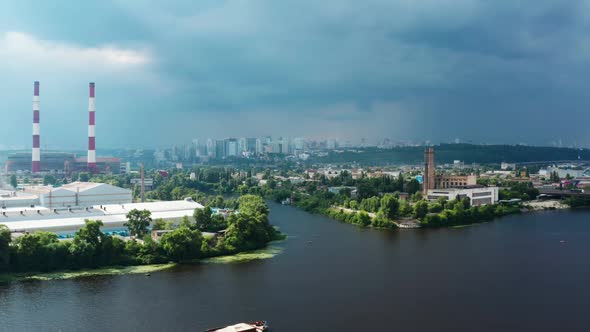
[
  {"left": 515, "top": 160, "right": 590, "bottom": 166},
  {"left": 538, "top": 189, "right": 590, "bottom": 199}
]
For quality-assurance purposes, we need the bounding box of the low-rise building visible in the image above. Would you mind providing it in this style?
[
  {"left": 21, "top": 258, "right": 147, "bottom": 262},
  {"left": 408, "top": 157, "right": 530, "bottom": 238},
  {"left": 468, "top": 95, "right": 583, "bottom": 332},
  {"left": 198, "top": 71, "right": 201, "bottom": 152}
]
[
  {"left": 151, "top": 229, "right": 174, "bottom": 241},
  {"left": 1, "top": 198, "right": 204, "bottom": 234},
  {"left": 23, "top": 181, "right": 132, "bottom": 209},
  {"left": 426, "top": 186, "right": 499, "bottom": 206},
  {"left": 435, "top": 174, "right": 477, "bottom": 189}
]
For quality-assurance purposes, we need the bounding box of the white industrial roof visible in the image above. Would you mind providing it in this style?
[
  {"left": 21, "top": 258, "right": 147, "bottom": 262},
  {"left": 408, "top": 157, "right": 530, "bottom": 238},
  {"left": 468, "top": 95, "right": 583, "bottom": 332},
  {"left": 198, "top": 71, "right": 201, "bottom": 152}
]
[
  {"left": 0, "top": 199, "right": 203, "bottom": 233},
  {"left": 23, "top": 181, "right": 131, "bottom": 194},
  {"left": 61, "top": 181, "right": 105, "bottom": 192}
]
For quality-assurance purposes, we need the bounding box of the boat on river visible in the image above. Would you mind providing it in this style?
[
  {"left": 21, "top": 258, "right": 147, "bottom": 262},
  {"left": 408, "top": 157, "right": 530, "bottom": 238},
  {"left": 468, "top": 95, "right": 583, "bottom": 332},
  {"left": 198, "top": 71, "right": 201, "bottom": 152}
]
[{"left": 204, "top": 321, "right": 268, "bottom": 332}]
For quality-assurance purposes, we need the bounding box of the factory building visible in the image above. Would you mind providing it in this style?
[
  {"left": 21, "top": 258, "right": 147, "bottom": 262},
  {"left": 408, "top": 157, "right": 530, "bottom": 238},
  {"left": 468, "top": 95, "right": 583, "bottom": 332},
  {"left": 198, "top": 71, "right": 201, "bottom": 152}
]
[
  {"left": 426, "top": 186, "right": 499, "bottom": 207},
  {"left": 22, "top": 182, "right": 132, "bottom": 209},
  {"left": 1, "top": 199, "right": 203, "bottom": 234},
  {"left": 4, "top": 153, "right": 120, "bottom": 174},
  {"left": 2, "top": 81, "right": 117, "bottom": 175},
  {"left": 422, "top": 147, "right": 497, "bottom": 206},
  {"left": 422, "top": 147, "right": 479, "bottom": 191},
  {"left": 436, "top": 175, "right": 477, "bottom": 189}
]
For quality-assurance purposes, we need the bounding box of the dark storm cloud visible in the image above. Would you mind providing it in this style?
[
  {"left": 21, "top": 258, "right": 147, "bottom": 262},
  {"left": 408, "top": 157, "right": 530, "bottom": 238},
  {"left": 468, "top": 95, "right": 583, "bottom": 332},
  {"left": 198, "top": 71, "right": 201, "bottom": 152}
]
[{"left": 0, "top": 0, "right": 589, "bottom": 148}]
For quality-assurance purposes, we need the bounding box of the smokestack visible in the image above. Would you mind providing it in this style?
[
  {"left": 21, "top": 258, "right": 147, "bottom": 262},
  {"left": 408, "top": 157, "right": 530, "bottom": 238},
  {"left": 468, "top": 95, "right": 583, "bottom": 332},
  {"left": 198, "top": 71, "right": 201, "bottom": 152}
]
[
  {"left": 87, "top": 82, "right": 96, "bottom": 173},
  {"left": 32, "top": 81, "right": 40, "bottom": 173}
]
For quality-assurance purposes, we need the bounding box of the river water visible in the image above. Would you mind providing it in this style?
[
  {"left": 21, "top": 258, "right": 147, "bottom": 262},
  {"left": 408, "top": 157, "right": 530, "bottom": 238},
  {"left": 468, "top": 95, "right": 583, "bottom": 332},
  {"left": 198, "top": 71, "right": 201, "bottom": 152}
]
[{"left": 1, "top": 203, "right": 590, "bottom": 331}]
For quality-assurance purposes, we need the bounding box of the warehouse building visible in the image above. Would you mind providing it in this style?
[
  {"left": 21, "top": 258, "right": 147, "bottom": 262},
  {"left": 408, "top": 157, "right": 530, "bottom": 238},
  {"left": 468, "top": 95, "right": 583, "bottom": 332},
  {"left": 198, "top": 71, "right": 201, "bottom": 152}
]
[
  {"left": 1, "top": 198, "right": 203, "bottom": 234},
  {"left": 4, "top": 152, "right": 121, "bottom": 174},
  {"left": 22, "top": 182, "right": 132, "bottom": 209}
]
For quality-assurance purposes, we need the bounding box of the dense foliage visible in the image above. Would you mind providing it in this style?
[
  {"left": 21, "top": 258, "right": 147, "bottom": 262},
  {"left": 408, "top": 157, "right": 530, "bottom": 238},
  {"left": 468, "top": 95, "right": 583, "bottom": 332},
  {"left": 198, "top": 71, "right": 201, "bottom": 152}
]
[{"left": 0, "top": 195, "right": 280, "bottom": 275}]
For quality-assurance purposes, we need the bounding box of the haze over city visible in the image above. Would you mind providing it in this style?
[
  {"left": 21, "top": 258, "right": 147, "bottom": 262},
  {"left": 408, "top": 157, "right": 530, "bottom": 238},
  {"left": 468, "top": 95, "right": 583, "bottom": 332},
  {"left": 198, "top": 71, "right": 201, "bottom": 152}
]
[{"left": 1, "top": 0, "right": 590, "bottom": 149}]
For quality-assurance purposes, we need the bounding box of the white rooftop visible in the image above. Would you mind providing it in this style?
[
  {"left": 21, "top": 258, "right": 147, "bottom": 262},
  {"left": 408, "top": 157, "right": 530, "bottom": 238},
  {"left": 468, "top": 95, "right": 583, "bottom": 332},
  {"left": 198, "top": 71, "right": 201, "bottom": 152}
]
[
  {"left": 23, "top": 181, "right": 128, "bottom": 194},
  {"left": 0, "top": 199, "right": 204, "bottom": 233}
]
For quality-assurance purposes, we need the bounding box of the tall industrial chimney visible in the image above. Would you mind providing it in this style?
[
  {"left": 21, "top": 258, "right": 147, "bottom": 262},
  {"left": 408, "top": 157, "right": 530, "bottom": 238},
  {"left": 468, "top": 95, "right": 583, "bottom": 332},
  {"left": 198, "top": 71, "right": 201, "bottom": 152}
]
[
  {"left": 32, "top": 81, "right": 41, "bottom": 173},
  {"left": 87, "top": 82, "right": 96, "bottom": 173}
]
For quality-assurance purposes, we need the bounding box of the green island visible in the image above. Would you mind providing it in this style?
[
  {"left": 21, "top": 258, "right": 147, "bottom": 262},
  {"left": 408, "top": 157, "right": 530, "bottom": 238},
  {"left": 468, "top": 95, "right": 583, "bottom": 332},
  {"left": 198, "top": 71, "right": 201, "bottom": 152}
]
[
  {"left": 0, "top": 195, "right": 283, "bottom": 283},
  {"left": 261, "top": 174, "right": 528, "bottom": 228}
]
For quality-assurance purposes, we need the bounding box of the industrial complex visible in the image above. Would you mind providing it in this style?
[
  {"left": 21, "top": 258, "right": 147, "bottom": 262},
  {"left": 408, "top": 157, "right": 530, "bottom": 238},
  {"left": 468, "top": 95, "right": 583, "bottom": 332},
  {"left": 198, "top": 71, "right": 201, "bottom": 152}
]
[
  {"left": 1, "top": 198, "right": 203, "bottom": 235},
  {"left": 0, "top": 80, "right": 189, "bottom": 237},
  {"left": 423, "top": 147, "right": 499, "bottom": 206},
  {"left": 0, "top": 181, "right": 203, "bottom": 235},
  {"left": 4, "top": 81, "right": 121, "bottom": 175}
]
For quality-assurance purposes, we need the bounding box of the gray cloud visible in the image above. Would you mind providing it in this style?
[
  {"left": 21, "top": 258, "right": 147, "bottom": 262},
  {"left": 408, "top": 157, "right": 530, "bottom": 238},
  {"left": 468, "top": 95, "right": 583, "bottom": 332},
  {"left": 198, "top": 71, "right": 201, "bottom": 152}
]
[{"left": 0, "top": 0, "right": 589, "bottom": 149}]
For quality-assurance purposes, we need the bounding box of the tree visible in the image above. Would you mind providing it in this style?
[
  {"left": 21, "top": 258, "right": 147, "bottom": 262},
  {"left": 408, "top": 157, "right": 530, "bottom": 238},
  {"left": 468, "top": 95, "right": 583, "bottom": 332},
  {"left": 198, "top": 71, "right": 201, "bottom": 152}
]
[
  {"left": 413, "top": 200, "right": 429, "bottom": 220},
  {"left": 79, "top": 172, "right": 90, "bottom": 182},
  {"left": 379, "top": 194, "right": 399, "bottom": 219},
  {"left": 411, "top": 192, "right": 423, "bottom": 202},
  {"left": 194, "top": 206, "right": 213, "bottom": 231},
  {"left": 428, "top": 202, "right": 443, "bottom": 213},
  {"left": 10, "top": 175, "right": 17, "bottom": 189},
  {"left": 0, "top": 225, "right": 11, "bottom": 271},
  {"left": 355, "top": 211, "right": 371, "bottom": 226},
  {"left": 68, "top": 220, "right": 106, "bottom": 268},
  {"left": 179, "top": 216, "right": 192, "bottom": 228},
  {"left": 399, "top": 200, "right": 413, "bottom": 217},
  {"left": 43, "top": 175, "right": 57, "bottom": 186},
  {"left": 360, "top": 197, "right": 380, "bottom": 212},
  {"left": 152, "top": 218, "right": 167, "bottom": 230},
  {"left": 125, "top": 209, "right": 152, "bottom": 237},
  {"left": 160, "top": 227, "right": 203, "bottom": 261},
  {"left": 406, "top": 178, "right": 420, "bottom": 195}
]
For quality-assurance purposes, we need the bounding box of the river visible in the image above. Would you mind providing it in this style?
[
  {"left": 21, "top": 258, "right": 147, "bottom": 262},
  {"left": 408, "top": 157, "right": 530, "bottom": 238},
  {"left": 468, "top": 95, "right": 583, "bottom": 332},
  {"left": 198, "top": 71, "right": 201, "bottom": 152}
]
[{"left": 1, "top": 203, "right": 590, "bottom": 331}]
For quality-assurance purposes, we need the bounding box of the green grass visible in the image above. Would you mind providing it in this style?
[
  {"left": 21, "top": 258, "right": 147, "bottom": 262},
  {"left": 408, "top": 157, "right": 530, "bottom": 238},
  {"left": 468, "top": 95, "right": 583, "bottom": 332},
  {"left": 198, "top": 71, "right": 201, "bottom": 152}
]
[
  {"left": 201, "top": 245, "right": 284, "bottom": 264},
  {"left": 0, "top": 263, "right": 176, "bottom": 284}
]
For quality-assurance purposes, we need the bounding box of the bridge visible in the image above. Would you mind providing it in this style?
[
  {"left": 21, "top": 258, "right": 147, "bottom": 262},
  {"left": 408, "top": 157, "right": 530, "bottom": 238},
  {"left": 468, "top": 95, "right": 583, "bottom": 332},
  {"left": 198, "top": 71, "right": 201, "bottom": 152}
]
[{"left": 538, "top": 189, "right": 590, "bottom": 199}]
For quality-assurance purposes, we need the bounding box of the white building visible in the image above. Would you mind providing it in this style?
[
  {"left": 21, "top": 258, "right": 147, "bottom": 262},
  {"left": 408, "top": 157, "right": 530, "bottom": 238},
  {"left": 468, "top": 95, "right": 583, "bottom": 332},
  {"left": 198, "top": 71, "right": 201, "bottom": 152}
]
[
  {"left": 501, "top": 162, "right": 517, "bottom": 170},
  {"left": 1, "top": 198, "right": 204, "bottom": 234},
  {"left": 23, "top": 182, "right": 132, "bottom": 209},
  {"left": 426, "top": 186, "right": 499, "bottom": 207},
  {"left": 255, "top": 138, "right": 263, "bottom": 154}
]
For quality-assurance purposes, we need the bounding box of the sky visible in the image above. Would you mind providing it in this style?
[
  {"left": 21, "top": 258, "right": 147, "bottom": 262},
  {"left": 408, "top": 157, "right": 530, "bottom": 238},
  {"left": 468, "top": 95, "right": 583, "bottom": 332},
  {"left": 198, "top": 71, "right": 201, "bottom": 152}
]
[{"left": 1, "top": 0, "right": 590, "bottom": 149}]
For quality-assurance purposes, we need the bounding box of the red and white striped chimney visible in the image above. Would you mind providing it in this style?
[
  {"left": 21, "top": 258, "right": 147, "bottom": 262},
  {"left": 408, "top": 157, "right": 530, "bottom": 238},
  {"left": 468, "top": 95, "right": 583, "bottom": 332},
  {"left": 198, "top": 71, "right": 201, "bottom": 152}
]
[
  {"left": 32, "top": 81, "right": 40, "bottom": 173},
  {"left": 87, "top": 82, "right": 96, "bottom": 173}
]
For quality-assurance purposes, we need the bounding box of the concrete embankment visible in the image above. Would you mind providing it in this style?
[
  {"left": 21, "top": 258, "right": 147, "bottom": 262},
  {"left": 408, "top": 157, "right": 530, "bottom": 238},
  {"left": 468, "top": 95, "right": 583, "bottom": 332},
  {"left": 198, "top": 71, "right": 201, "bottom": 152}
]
[{"left": 525, "top": 200, "right": 569, "bottom": 211}]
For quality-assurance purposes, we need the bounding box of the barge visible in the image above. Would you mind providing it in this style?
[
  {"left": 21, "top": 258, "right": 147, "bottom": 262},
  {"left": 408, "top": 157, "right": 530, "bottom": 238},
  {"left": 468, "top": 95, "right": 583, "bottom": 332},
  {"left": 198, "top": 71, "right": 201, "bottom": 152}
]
[{"left": 204, "top": 321, "right": 268, "bottom": 332}]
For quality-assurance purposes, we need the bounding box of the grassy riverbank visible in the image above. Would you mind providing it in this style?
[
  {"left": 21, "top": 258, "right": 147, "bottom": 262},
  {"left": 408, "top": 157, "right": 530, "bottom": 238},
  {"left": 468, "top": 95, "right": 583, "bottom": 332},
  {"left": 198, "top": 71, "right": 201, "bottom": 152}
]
[
  {"left": 0, "top": 263, "right": 176, "bottom": 284},
  {"left": 0, "top": 242, "right": 287, "bottom": 284},
  {"left": 201, "top": 244, "right": 284, "bottom": 264}
]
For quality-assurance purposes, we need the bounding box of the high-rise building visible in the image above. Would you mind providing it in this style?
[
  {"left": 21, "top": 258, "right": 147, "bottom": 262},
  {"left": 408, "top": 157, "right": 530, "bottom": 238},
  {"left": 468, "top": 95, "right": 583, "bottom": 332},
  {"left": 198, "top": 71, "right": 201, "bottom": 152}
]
[
  {"left": 226, "top": 138, "right": 238, "bottom": 157},
  {"left": 246, "top": 138, "right": 257, "bottom": 153},
  {"left": 238, "top": 137, "right": 247, "bottom": 154},
  {"left": 206, "top": 138, "right": 215, "bottom": 157},
  {"left": 255, "top": 138, "right": 263, "bottom": 154},
  {"left": 215, "top": 140, "right": 225, "bottom": 159},
  {"left": 192, "top": 139, "right": 200, "bottom": 157}
]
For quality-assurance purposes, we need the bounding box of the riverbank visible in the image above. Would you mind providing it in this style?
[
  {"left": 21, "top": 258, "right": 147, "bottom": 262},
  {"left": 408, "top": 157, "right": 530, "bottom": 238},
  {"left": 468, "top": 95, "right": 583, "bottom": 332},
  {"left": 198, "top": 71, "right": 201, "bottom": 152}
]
[
  {"left": 525, "top": 199, "right": 569, "bottom": 210},
  {"left": 0, "top": 263, "right": 176, "bottom": 284},
  {"left": 0, "top": 242, "right": 286, "bottom": 284}
]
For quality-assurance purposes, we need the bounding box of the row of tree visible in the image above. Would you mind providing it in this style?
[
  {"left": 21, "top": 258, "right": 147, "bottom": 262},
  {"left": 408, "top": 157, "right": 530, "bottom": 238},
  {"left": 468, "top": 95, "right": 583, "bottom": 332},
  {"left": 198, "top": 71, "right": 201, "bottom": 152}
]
[{"left": 0, "top": 195, "right": 280, "bottom": 274}]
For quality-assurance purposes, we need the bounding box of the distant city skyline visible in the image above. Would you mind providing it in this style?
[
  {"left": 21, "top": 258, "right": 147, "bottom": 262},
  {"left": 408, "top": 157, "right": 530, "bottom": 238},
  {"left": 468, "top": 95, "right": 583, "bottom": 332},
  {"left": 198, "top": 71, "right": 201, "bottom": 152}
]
[{"left": 1, "top": 1, "right": 590, "bottom": 148}]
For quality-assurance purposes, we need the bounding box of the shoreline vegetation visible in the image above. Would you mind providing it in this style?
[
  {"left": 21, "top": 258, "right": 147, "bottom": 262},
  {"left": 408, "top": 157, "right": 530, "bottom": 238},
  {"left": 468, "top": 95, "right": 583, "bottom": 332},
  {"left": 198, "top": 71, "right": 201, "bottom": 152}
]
[
  {"left": 0, "top": 244, "right": 285, "bottom": 284},
  {"left": 261, "top": 174, "right": 586, "bottom": 229},
  {"left": 0, "top": 195, "right": 283, "bottom": 283}
]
